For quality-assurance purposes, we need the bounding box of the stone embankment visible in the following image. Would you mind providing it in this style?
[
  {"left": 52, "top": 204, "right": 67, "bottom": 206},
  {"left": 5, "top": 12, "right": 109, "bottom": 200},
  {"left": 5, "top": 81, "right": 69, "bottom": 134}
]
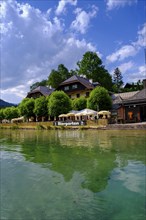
[{"left": 106, "top": 122, "right": 146, "bottom": 130}]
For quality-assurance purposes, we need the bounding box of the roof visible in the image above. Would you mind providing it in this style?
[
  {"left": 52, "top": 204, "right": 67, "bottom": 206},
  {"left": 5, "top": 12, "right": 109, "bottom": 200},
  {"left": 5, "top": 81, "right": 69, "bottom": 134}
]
[
  {"left": 59, "top": 75, "right": 98, "bottom": 89},
  {"left": 125, "top": 88, "right": 146, "bottom": 104},
  {"left": 112, "top": 89, "right": 146, "bottom": 106},
  {"left": 27, "top": 86, "right": 54, "bottom": 97},
  {"left": 113, "top": 91, "right": 138, "bottom": 100}
]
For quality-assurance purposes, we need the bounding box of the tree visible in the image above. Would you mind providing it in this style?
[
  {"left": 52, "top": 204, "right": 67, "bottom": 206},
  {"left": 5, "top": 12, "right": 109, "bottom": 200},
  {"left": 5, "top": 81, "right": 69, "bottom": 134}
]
[
  {"left": 48, "top": 69, "right": 62, "bottom": 89},
  {"left": 72, "top": 97, "right": 87, "bottom": 110},
  {"left": 69, "top": 69, "right": 77, "bottom": 76},
  {"left": 34, "top": 96, "right": 48, "bottom": 121},
  {"left": 113, "top": 67, "right": 123, "bottom": 92},
  {"left": 48, "top": 91, "right": 72, "bottom": 117},
  {"left": 0, "top": 108, "right": 4, "bottom": 122},
  {"left": 87, "top": 87, "right": 112, "bottom": 111},
  {"left": 136, "top": 80, "right": 143, "bottom": 90},
  {"left": 3, "top": 107, "right": 19, "bottom": 120},
  {"left": 48, "top": 64, "right": 73, "bottom": 89},
  {"left": 30, "top": 79, "right": 48, "bottom": 91},
  {"left": 18, "top": 98, "right": 35, "bottom": 120},
  {"left": 77, "top": 51, "right": 113, "bottom": 90}
]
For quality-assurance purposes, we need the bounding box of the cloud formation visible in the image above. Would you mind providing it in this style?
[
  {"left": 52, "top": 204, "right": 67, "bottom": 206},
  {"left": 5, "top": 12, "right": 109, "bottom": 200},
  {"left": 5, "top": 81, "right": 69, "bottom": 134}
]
[
  {"left": 118, "top": 61, "right": 134, "bottom": 74},
  {"left": 134, "top": 23, "right": 146, "bottom": 48},
  {"left": 0, "top": 0, "right": 145, "bottom": 103},
  {"left": 106, "top": 45, "right": 137, "bottom": 63},
  {"left": 1, "top": 0, "right": 98, "bottom": 103},
  {"left": 106, "top": 0, "right": 137, "bottom": 11},
  {"left": 70, "top": 5, "right": 98, "bottom": 34},
  {"left": 106, "top": 23, "right": 146, "bottom": 63},
  {"left": 55, "top": 0, "right": 77, "bottom": 15}
]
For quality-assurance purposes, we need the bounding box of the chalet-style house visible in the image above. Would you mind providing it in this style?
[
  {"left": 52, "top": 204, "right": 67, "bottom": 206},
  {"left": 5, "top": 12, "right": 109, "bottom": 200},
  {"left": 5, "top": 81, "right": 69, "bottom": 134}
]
[
  {"left": 112, "top": 79, "right": 146, "bottom": 123},
  {"left": 56, "top": 75, "right": 100, "bottom": 99},
  {"left": 27, "top": 86, "right": 54, "bottom": 99},
  {"left": 26, "top": 76, "right": 146, "bottom": 123}
]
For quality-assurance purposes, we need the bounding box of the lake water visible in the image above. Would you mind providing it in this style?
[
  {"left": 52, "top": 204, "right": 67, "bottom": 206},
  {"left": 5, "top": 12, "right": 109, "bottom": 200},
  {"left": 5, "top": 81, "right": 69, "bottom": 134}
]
[{"left": 0, "top": 129, "right": 146, "bottom": 220}]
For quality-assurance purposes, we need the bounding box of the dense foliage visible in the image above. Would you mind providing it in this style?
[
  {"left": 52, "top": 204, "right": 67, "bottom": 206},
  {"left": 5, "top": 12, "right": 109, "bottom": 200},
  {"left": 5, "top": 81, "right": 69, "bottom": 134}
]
[
  {"left": 29, "top": 51, "right": 143, "bottom": 93},
  {"left": 34, "top": 96, "right": 48, "bottom": 118},
  {"left": 18, "top": 98, "right": 35, "bottom": 119},
  {"left": 72, "top": 97, "right": 87, "bottom": 110},
  {"left": 0, "top": 109, "right": 4, "bottom": 121},
  {"left": 87, "top": 87, "right": 112, "bottom": 111},
  {"left": 77, "top": 51, "right": 113, "bottom": 90},
  {"left": 48, "top": 91, "right": 72, "bottom": 117},
  {"left": 48, "top": 64, "right": 73, "bottom": 89},
  {"left": 123, "top": 80, "right": 143, "bottom": 92},
  {"left": 30, "top": 80, "right": 48, "bottom": 91},
  {"left": 2, "top": 107, "right": 19, "bottom": 120}
]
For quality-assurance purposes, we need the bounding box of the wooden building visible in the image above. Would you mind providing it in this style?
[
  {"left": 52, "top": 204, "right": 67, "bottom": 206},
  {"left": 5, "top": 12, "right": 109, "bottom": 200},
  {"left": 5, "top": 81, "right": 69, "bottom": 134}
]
[
  {"left": 112, "top": 79, "right": 146, "bottom": 123},
  {"left": 57, "top": 75, "right": 100, "bottom": 99}
]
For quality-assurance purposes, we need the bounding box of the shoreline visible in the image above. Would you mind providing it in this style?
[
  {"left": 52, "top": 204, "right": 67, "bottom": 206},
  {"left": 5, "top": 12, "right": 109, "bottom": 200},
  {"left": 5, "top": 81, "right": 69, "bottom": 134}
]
[{"left": 0, "top": 122, "right": 146, "bottom": 130}]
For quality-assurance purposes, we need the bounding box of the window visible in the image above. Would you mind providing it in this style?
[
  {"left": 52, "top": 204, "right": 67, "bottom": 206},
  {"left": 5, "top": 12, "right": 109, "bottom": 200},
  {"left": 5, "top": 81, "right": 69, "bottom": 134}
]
[
  {"left": 76, "top": 94, "right": 80, "bottom": 98},
  {"left": 64, "top": 86, "right": 69, "bottom": 91},
  {"left": 72, "top": 84, "right": 77, "bottom": 89}
]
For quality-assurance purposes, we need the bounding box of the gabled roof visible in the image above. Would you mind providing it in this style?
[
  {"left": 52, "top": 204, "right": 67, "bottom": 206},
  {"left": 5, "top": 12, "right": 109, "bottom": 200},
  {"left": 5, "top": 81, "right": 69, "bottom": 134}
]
[
  {"left": 59, "top": 75, "right": 96, "bottom": 89},
  {"left": 127, "top": 88, "right": 146, "bottom": 102},
  {"left": 112, "top": 89, "right": 146, "bottom": 105},
  {"left": 27, "top": 86, "right": 54, "bottom": 97},
  {"left": 113, "top": 91, "right": 138, "bottom": 101}
]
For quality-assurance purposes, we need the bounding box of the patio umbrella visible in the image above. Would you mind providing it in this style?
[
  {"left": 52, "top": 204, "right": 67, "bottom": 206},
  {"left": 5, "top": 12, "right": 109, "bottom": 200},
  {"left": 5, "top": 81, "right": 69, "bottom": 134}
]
[
  {"left": 75, "top": 108, "right": 97, "bottom": 116},
  {"left": 58, "top": 114, "right": 68, "bottom": 117},
  {"left": 98, "top": 111, "right": 111, "bottom": 118},
  {"left": 98, "top": 111, "right": 111, "bottom": 115},
  {"left": 66, "top": 112, "right": 76, "bottom": 117}
]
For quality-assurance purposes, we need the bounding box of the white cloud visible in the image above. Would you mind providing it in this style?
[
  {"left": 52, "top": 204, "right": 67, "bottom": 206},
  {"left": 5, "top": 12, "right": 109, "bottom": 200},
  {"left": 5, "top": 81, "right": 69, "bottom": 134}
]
[
  {"left": 52, "top": 37, "right": 100, "bottom": 69},
  {"left": 71, "top": 5, "right": 98, "bottom": 34},
  {"left": 128, "top": 65, "right": 146, "bottom": 83},
  {"left": 133, "top": 23, "right": 146, "bottom": 48},
  {"left": 110, "top": 61, "right": 134, "bottom": 82},
  {"left": 1, "top": 0, "right": 99, "bottom": 103},
  {"left": 1, "top": 85, "right": 27, "bottom": 103},
  {"left": 0, "top": 0, "right": 7, "bottom": 18},
  {"left": 106, "top": 45, "right": 137, "bottom": 63},
  {"left": 106, "top": 0, "right": 137, "bottom": 11},
  {"left": 118, "top": 61, "right": 134, "bottom": 74},
  {"left": 106, "top": 23, "right": 145, "bottom": 63},
  {"left": 55, "top": 0, "right": 77, "bottom": 16}
]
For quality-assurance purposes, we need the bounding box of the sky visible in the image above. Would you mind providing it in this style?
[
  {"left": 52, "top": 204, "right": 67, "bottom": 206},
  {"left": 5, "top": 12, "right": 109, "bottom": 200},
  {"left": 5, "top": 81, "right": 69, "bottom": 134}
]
[{"left": 1, "top": 0, "right": 146, "bottom": 104}]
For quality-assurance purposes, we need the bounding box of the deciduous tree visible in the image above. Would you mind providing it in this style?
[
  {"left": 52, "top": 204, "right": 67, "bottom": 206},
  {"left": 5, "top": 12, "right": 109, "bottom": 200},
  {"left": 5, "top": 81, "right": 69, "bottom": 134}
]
[
  {"left": 48, "top": 91, "right": 72, "bottom": 117},
  {"left": 77, "top": 51, "right": 113, "bottom": 90},
  {"left": 87, "top": 87, "right": 112, "bottom": 111},
  {"left": 72, "top": 97, "right": 87, "bottom": 110},
  {"left": 48, "top": 64, "right": 73, "bottom": 89},
  {"left": 30, "top": 79, "right": 48, "bottom": 91},
  {"left": 18, "top": 98, "right": 35, "bottom": 120},
  {"left": 34, "top": 96, "right": 48, "bottom": 121},
  {"left": 3, "top": 107, "right": 19, "bottom": 120}
]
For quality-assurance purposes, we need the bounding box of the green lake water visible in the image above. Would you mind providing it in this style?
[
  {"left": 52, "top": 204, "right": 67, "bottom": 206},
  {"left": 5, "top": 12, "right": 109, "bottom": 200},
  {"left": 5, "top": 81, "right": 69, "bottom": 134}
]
[{"left": 0, "top": 129, "right": 146, "bottom": 220}]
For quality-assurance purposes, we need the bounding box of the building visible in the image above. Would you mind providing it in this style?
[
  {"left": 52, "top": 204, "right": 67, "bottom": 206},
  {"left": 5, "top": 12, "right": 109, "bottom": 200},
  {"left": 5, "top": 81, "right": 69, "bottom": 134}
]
[
  {"left": 56, "top": 75, "right": 100, "bottom": 99},
  {"left": 26, "top": 86, "right": 54, "bottom": 99},
  {"left": 112, "top": 79, "right": 146, "bottom": 123}
]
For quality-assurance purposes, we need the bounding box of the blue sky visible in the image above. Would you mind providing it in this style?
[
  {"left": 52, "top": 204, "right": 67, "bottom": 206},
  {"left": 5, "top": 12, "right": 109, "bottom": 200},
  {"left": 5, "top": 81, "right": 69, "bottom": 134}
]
[{"left": 1, "top": 0, "right": 146, "bottom": 103}]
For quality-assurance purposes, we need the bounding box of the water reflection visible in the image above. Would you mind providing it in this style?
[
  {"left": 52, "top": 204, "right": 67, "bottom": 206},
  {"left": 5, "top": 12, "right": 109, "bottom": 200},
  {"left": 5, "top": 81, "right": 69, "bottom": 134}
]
[
  {"left": 0, "top": 129, "right": 145, "bottom": 220},
  {"left": 1, "top": 129, "right": 146, "bottom": 193}
]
